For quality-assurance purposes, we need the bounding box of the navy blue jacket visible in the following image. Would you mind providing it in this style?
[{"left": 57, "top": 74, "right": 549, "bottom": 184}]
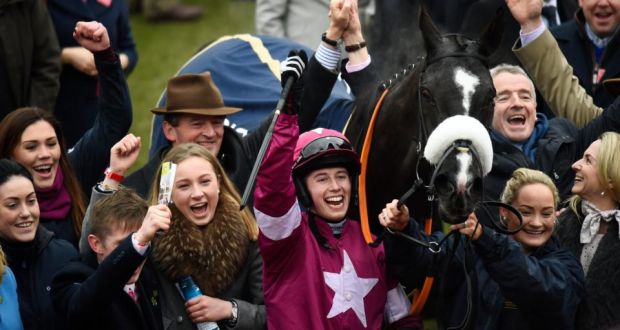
[
  {"left": 386, "top": 221, "right": 585, "bottom": 330},
  {"left": 1, "top": 227, "right": 79, "bottom": 330},
  {"left": 550, "top": 9, "right": 620, "bottom": 110},
  {"left": 47, "top": 0, "right": 137, "bottom": 146},
  {"left": 52, "top": 235, "right": 164, "bottom": 330}
]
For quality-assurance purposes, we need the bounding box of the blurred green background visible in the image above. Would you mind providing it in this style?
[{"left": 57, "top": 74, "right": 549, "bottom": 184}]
[{"left": 126, "top": 0, "right": 255, "bottom": 173}]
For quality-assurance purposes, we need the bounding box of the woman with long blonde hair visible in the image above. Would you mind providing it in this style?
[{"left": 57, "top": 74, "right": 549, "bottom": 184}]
[{"left": 556, "top": 131, "right": 620, "bottom": 329}]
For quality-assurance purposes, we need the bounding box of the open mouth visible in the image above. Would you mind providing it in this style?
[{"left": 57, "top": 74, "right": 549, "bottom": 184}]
[
  {"left": 522, "top": 228, "right": 545, "bottom": 236},
  {"left": 595, "top": 11, "right": 612, "bottom": 20},
  {"left": 325, "top": 195, "right": 344, "bottom": 207},
  {"left": 574, "top": 175, "right": 584, "bottom": 182},
  {"left": 507, "top": 115, "right": 526, "bottom": 126},
  {"left": 15, "top": 221, "right": 34, "bottom": 229},
  {"left": 190, "top": 202, "right": 208, "bottom": 217},
  {"left": 33, "top": 164, "right": 53, "bottom": 175}
]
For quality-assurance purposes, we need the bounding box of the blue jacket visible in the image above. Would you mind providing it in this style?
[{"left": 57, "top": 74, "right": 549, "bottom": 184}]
[
  {"left": 0, "top": 266, "right": 23, "bottom": 329},
  {"left": 385, "top": 221, "right": 585, "bottom": 330}
]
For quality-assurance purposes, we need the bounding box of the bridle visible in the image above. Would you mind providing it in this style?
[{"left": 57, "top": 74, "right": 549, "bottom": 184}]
[{"left": 356, "top": 51, "right": 523, "bottom": 327}]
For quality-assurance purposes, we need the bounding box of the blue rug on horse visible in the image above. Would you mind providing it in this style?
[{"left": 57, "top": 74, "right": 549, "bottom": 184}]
[{"left": 148, "top": 34, "right": 354, "bottom": 159}]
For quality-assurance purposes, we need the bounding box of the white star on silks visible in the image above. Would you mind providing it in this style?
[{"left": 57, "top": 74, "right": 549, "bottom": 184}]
[{"left": 323, "top": 250, "right": 379, "bottom": 327}]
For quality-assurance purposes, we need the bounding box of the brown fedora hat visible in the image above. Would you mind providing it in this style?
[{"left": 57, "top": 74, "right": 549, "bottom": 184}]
[
  {"left": 151, "top": 72, "right": 242, "bottom": 116},
  {"left": 603, "top": 77, "right": 620, "bottom": 97}
]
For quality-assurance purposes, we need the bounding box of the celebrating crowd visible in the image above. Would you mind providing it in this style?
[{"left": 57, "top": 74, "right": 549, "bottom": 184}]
[{"left": 1, "top": 0, "right": 620, "bottom": 329}]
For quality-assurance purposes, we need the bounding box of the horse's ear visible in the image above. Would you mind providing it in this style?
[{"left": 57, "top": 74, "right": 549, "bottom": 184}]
[
  {"left": 419, "top": 1, "right": 442, "bottom": 55},
  {"left": 477, "top": 7, "right": 504, "bottom": 58}
]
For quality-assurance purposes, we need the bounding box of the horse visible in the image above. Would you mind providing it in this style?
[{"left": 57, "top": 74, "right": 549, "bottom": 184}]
[{"left": 345, "top": 5, "right": 503, "bottom": 234}]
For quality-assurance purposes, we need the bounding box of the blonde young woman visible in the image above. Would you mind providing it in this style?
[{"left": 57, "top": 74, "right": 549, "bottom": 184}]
[
  {"left": 148, "top": 143, "right": 265, "bottom": 330},
  {"left": 382, "top": 168, "right": 584, "bottom": 329},
  {"left": 556, "top": 132, "right": 620, "bottom": 330}
]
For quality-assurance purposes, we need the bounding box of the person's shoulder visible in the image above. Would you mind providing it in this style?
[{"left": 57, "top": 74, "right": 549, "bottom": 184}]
[
  {"left": 550, "top": 20, "right": 580, "bottom": 41},
  {"left": 47, "top": 237, "right": 80, "bottom": 260},
  {"left": 547, "top": 117, "right": 578, "bottom": 136}
]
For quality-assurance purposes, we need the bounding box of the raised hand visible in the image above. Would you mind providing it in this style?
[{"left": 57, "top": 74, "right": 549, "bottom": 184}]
[
  {"left": 73, "top": 21, "right": 111, "bottom": 52},
  {"left": 109, "top": 133, "right": 141, "bottom": 177},
  {"left": 281, "top": 50, "right": 308, "bottom": 115},
  {"left": 185, "top": 295, "right": 233, "bottom": 323},
  {"left": 134, "top": 204, "right": 171, "bottom": 245},
  {"left": 326, "top": 0, "right": 352, "bottom": 41},
  {"left": 505, "top": 0, "right": 544, "bottom": 33},
  {"left": 63, "top": 47, "right": 98, "bottom": 76}
]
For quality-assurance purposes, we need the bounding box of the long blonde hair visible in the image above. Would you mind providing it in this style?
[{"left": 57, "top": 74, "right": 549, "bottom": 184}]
[
  {"left": 569, "top": 132, "right": 620, "bottom": 216},
  {"left": 148, "top": 143, "right": 258, "bottom": 240}
]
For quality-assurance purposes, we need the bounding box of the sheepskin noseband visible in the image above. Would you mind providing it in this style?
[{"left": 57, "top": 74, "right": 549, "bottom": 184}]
[{"left": 423, "top": 115, "right": 493, "bottom": 175}]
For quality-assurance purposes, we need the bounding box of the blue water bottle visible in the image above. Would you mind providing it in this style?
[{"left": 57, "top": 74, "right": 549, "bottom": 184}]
[{"left": 177, "top": 276, "right": 219, "bottom": 330}]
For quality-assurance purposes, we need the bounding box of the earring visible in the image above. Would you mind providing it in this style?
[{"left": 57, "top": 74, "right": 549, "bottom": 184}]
[
  {"left": 601, "top": 191, "right": 606, "bottom": 197},
  {"left": 218, "top": 189, "right": 221, "bottom": 194},
  {"left": 500, "top": 216, "right": 507, "bottom": 223}
]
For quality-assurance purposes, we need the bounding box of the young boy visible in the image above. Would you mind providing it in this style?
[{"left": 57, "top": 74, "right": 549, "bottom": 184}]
[{"left": 51, "top": 187, "right": 171, "bottom": 330}]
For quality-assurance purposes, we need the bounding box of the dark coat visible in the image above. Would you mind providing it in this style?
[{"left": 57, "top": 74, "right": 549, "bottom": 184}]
[
  {"left": 0, "top": 227, "right": 79, "bottom": 330},
  {"left": 52, "top": 236, "right": 164, "bottom": 330},
  {"left": 386, "top": 221, "right": 584, "bottom": 330},
  {"left": 0, "top": 0, "right": 61, "bottom": 118},
  {"left": 551, "top": 9, "right": 620, "bottom": 110},
  {"left": 556, "top": 205, "right": 620, "bottom": 330},
  {"left": 38, "top": 50, "right": 132, "bottom": 247},
  {"left": 483, "top": 97, "right": 620, "bottom": 214},
  {"left": 47, "top": 0, "right": 138, "bottom": 146},
  {"left": 460, "top": 0, "right": 578, "bottom": 66},
  {"left": 152, "top": 241, "right": 265, "bottom": 330},
  {"left": 124, "top": 55, "right": 337, "bottom": 200}
]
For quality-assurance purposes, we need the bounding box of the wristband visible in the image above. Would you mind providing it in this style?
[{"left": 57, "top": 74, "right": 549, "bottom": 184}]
[
  {"left": 321, "top": 32, "right": 339, "bottom": 47},
  {"left": 345, "top": 41, "right": 367, "bottom": 53},
  {"left": 227, "top": 299, "right": 238, "bottom": 327},
  {"left": 104, "top": 167, "right": 124, "bottom": 182}
]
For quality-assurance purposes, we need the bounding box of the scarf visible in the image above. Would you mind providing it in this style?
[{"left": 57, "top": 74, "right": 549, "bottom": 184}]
[
  {"left": 579, "top": 200, "right": 620, "bottom": 243},
  {"left": 491, "top": 113, "right": 549, "bottom": 163},
  {"left": 152, "top": 195, "right": 250, "bottom": 296},
  {"left": 35, "top": 167, "right": 71, "bottom": 220}
]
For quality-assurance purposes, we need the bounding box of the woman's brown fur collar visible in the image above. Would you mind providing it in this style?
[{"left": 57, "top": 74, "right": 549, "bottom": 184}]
[{"left": 152, "top": 196, "right": 250, "bottom": 296}]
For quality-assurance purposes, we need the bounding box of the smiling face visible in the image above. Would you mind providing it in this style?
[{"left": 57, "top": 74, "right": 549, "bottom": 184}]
[
  {"left": 0, "top": 176, "right": 40, "bottom": 243},
  {"left": 506, "top": 183, "right": 556, "bottom": 254},
  {"left": 11, "top": 120, "right": 61, "bottom": 190},
  {"left": 572, "top": 139, "right": 608, "bottom": 201},
  {"left": 580, "top": 0, "right": 620, "bottom": 37},
  {"left": 163, "top": 114, "right": 226, "bottom": 156},
  {"left": 172, "top": 156, "right": 220, "bottom": 226},
  {"left": 492, "top": 72, "right": 537, "bottom": 143},
  {"left": 304, "top": 167, "right": 351, "bottom": 222}
]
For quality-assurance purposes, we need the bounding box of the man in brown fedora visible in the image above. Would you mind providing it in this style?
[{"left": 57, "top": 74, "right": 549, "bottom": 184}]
[{"left": 123, "top": 51, "right": 333, "bottom": 199}]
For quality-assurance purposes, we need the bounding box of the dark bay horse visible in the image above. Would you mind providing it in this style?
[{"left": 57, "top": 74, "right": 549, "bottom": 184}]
[{"left": 345, "top": 6, "right": 502, "bottom": 232}]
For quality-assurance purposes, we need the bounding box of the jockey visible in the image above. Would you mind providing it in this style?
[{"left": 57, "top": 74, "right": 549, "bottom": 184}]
[
  {"left": 253, "top": 82, "right": 415, "bottom": 330},
  {"left": 252, "top": 2, "right": 415, "bottom": 328}
]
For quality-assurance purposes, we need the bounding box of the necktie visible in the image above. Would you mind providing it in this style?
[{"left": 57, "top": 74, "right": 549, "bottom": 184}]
[{"left": 542, "top": 6, "right": 558, "bottom": 28}]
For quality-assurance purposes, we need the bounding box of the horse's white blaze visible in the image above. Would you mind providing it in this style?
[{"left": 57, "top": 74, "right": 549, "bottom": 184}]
[
  {"left": 455, "top": 152, "right": 472, "bottom": 194},
  {"left": 454, "top": 67, "right": 480, "bottom": 116}
]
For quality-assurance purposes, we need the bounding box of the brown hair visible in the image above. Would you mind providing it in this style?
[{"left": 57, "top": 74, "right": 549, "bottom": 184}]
[
  {"left": 0, "top": 107, "right": 86, "bottom": 236},
  {"left": 90, "top": 188, "right": 148, "bottom": 240},
  {"left": 148, "top": 143, "right": 258, "bottom": 240}
]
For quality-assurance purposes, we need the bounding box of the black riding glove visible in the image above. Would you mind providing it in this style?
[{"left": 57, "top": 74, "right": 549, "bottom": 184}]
[{"left": 280, "top": 50, "right": 308, "bottom": 115}]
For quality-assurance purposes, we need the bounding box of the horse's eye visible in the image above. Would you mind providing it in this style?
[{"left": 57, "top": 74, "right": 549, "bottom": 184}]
[{"left": 421, "top": 88, "right": 434, "bottom": 103}]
